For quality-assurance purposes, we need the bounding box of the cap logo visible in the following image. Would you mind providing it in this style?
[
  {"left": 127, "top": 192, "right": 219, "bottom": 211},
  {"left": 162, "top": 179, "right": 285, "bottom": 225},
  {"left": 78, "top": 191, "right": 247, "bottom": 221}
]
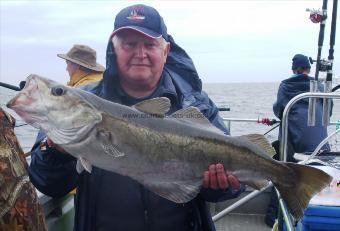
[{"left": 127, "top": 6, "right": 145, "bottom": 21}]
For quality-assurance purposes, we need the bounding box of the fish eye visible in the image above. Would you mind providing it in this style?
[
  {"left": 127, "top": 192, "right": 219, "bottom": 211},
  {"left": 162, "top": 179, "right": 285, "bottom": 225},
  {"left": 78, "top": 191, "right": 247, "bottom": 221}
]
[{"left": 51, "top": 86, "right": 66, "bottom": 96}]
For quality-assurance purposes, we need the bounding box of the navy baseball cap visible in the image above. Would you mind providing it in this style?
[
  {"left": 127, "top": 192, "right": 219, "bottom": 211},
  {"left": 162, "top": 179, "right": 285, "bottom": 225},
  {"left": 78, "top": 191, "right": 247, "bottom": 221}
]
[
  {"left": 111, "top": 4, "right": 168, "bottom": 39},
  {"left": 292, "top": 54, "right": 311, "bottom": 70}
]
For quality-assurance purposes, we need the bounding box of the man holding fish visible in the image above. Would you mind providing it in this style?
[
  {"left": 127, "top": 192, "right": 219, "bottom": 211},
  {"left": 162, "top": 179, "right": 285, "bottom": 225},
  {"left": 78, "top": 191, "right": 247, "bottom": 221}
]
[
  {"left": 7, "top": 4, "right": 332, "bottom": 231},
  {"left": 25, "top": 4, "right": 244, "bottom": 231}
]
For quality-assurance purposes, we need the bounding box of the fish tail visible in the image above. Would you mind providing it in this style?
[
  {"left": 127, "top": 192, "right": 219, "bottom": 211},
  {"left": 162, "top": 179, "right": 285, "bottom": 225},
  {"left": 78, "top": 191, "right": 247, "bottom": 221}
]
[{"left": 274, "top": 163, "right": 332, "bottom": 219}]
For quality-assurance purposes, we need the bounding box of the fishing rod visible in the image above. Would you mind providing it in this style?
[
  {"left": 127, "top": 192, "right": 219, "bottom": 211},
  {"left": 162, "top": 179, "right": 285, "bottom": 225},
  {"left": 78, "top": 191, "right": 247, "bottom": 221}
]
[
  {"left": 326, "top": 0, "right": 337, "bottom": 82},
  {"left": 306, "top": 0, "right": 328, "bottom": 127},
  {"left": 332, "top": 83, "right": 340, "bottom": 92},
  {"left": 263, "top": 123, "right": 280, "bottom": 135},
  {"left": 322, "top": 0, "right": 337, "bottom": 125},
  {"left": 306, "top": 0, "right": 338, "bottom": 126},
  {"left": 307, "top": 0, "right": 328, "bottom": 81},
  {"left": 307, "top": 0, "right": 337, "bottom": 82},
  {"left": 0, "top": 82, "right": 21, "bottom": 91},
  {"left": 0, "top": 81, "right": 26, "bottom": 91}
]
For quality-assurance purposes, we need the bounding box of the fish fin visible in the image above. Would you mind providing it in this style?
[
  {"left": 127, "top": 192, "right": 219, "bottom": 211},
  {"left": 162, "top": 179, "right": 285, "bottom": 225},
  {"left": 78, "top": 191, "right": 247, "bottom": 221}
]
[
  {"left": 76, "top": 159, "right": 84, "bottom": 173},
  {"left": 144, "top": 180, "right": 201, "bottom": 203},
  {"left": 274, "top": 162, "right": 332, "bottom": 219},
  {"left": 133, "top": 97, "right": 170, "bottom": 116},
  {"left": 78, "top": 157, "right": 92, "bottom": 173},
  {"left": 244, "top": 180, "right": 270, "bottom": 190},
  {"left": 102, "top": 143, "right": 125, "bottom": 158},
  {"left": 97, "top": 131, "right": 125, "bottom": 158},
  {"left": 239, "top": 134, "right": 276, "bottom": 157},
  {"left": 170, "top": 107, "right": 225, "bottom": 135}
]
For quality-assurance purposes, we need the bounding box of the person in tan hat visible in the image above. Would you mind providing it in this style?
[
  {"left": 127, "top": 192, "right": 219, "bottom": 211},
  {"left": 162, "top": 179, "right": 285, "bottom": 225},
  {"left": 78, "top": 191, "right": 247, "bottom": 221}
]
[
  {"left": 58, "top": 45, "right": 104, "bottom": 195},
  {"left": 58, "top": 44, "right": 104, "bottom": 87}
]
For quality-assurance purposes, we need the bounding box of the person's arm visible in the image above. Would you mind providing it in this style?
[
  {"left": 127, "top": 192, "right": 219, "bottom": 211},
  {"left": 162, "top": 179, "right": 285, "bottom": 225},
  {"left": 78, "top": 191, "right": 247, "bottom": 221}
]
[
  {"left": 273, "top": 84, "right": 285, "bottom": 119},
  {"left": 28, "top": 131, "right": 78, "bottom": 198}
]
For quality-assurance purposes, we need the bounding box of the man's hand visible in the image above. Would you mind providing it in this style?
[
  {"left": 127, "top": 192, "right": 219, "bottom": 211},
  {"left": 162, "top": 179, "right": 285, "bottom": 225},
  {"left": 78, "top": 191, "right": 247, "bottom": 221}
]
[{"left": 203, "top": 163, "right": 240, "bottom": 190}]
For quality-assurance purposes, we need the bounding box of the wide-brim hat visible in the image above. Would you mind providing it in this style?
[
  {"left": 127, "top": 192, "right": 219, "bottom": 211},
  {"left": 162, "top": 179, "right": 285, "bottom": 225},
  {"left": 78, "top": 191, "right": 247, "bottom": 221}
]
[{"left": 57, "top": 44, "right": 105, "bottom": 72}]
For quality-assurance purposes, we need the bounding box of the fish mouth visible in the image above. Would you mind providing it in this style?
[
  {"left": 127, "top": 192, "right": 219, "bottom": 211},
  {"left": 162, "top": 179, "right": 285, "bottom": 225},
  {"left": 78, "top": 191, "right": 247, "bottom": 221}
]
[
  {"left": 6, "top": 75, "right": 45, "bottom": 125},
  {"left": 7, "top": 75, "right": 39, "bottom": 109}
]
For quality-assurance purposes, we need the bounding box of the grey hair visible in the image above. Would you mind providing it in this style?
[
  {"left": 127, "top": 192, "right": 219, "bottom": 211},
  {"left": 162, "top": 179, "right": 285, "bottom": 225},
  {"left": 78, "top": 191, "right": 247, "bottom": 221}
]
[
  {"left": 111, "top": 35, "right": 120, "bottom": 48},
  {"left": 111, "top": 34, "right": 169, "bottom": 49}
]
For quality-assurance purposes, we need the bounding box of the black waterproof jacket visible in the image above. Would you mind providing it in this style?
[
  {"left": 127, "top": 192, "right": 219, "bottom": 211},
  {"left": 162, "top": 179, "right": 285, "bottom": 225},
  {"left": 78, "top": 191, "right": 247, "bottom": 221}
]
[
  {"left": 28, "top": 35, "right": 244, "bottom": 231},
  {"left": 273, "top": 74, "right": 330, "bottom": 154}
]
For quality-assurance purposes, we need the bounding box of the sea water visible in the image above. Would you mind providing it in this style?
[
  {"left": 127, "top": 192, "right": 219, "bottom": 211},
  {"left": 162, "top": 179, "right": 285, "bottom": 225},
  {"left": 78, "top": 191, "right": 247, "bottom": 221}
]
[{"left": 1, "top": 82, "right": 340, "bottom": 152}]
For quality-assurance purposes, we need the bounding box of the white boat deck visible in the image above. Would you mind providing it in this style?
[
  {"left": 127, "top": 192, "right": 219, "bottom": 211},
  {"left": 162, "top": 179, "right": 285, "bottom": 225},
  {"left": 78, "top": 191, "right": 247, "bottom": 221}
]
[
  {"left": 210, "top": 186, "right": 273, "bottom": 231},
  {"left": 215, "top": 213, "right": 271, "bottom": 231}
]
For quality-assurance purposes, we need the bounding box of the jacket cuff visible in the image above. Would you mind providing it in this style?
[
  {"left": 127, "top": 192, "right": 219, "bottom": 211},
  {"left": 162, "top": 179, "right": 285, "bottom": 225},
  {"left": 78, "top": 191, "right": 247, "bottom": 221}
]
[
  {"left": 32, "top": 139, "right": 76, "bottom": 165},
  {"left": 200, "top": 183, "right": 246, "bottom": 203}
]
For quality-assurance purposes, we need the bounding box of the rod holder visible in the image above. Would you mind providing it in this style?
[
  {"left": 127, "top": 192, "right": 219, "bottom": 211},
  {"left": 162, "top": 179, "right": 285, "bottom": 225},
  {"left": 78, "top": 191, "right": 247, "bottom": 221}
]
[
  {"left": 308, "top": 80, "right": 317, "bottom": 126},
  {"left": 322, "top": 80, "right": 332, "bottom": 126}
]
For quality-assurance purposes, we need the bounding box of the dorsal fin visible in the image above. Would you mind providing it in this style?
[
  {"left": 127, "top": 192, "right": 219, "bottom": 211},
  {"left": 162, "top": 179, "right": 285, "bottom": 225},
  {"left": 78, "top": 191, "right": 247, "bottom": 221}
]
[
  {"left": 133, "top": 97, "right": 171, "bottom": 117},
  {"left": 239, "top": 134, "right": 276, "bottom": 157},
  {"left": 170, "top": 107, "right": 225, "bottom": 135}
]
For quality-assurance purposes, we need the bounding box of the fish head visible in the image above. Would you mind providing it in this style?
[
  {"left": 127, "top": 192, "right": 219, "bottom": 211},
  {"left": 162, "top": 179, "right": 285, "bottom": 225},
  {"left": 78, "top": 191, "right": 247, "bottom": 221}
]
[{"left": 7, "top": 74, "right": 102, "bottom": 145}]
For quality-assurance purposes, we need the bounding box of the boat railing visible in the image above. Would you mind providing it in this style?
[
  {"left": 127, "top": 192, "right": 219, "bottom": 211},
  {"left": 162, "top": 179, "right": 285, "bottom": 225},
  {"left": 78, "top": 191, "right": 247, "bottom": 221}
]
[
  {"left": 280, "top": 92, "right": 340, "bottom": 161},
  {"left": 220, "top": 116, "right": 338, "bottom": 133},
  {"left": 213, "top": 92, "right": 339, "bottom": 231},
  {"left": 278, "top": 91, "right": 340, "bottom": 231},
  {"left": 37, "top": 192, "right": 74, "bottom": 230}
]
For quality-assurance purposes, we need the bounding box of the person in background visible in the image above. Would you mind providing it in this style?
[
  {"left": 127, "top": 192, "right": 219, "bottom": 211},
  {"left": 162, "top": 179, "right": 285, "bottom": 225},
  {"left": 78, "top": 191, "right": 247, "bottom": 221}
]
[
  {"left": 29, "top": 4, "right": 244, "bottom": 231},
  {"left": 58, "top": 44, "right": 105, "bottom": 196},
  {"left": 273, "top": 54, "right": 330, "bottom": 155},
  {"left": 265, "top": 54, "right": 331, "bottom": 227},
  {"left": 58, "top": 44, "right": 105, "bottom": 87}
]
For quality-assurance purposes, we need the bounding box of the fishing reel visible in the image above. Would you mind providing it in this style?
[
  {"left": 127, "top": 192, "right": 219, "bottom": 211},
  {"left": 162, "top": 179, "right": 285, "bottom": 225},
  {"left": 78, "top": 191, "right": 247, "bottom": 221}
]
[
  {"left": 309, "top": 57, "right": 332, "bottom": 72},
  {"left": 306, "top": 8, "right": 326, "bottom": 23}
]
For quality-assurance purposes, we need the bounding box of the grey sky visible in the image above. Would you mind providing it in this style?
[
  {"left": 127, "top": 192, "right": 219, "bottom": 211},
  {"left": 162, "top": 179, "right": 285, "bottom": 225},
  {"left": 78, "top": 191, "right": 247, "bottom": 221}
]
[{"left": 0, "top": 0, "right": 339, "bottom": 85}]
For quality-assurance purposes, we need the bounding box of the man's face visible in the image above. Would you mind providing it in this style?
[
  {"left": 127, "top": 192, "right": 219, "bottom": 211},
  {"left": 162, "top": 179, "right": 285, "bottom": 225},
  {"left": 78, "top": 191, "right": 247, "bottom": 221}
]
[
  {"left": 66, "top": 60, "right": 79, "bottom": 77},
  {"left": 113, "top": 30, "right": 170, "bottom": 89}
]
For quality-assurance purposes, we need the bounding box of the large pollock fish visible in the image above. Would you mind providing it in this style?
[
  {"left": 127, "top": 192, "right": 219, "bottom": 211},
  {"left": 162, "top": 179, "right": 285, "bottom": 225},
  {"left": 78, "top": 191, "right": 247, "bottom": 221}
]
[{"left": 7, "top": 74, "right": 332, "bottom": 219}]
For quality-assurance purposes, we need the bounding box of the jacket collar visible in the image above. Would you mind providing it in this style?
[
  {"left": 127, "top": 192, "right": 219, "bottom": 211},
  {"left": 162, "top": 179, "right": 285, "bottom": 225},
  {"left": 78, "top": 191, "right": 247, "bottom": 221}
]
[
  {"left": 113, "top": 71, "right": 178, "bottom": 106},
  {"left": 68, "top": 69, "right": 91, "bottom": 86}
]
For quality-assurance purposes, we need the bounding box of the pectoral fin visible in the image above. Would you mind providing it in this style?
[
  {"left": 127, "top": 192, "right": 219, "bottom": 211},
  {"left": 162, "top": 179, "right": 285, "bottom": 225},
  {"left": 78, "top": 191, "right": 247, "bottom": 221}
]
[
  {"left": 97, "top": 130, "right": 125, "bottom": 158},
  {"left": 143, "top": 179, "right": 202, "bottom": 203},
  {"left": 76, "top": 157, "right": 92, "bottom": 173}
]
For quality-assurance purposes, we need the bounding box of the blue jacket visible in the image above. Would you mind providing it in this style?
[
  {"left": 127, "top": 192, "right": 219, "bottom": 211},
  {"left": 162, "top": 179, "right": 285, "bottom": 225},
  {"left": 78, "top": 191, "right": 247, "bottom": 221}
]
[
  {"left": 273, "top": 74, "right": 330, "bottom": 153},
  {"left": 29, "top": 34, "right": 243, "bottom": 231}
]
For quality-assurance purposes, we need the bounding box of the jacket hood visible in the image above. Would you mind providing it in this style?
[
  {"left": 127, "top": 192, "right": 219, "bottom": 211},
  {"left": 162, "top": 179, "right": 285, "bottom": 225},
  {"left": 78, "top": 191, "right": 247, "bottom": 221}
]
[{"left": 280, "top": 74, "right": 314, "bottom": 98}]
